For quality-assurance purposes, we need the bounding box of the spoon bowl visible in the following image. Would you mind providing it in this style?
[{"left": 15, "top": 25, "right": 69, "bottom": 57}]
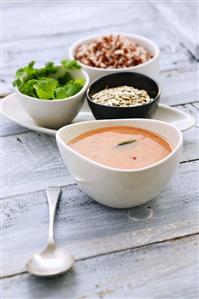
[
  {"left": 26, "top": 243, "right": 74, "bottom": 277},
  {"left": 26, "top": 187, "right": 74, "bottom": 277}
]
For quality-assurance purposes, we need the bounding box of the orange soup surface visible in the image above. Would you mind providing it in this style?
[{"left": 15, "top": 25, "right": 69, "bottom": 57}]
[{"left": 68, "top": 126, "right": 172, "bottom": 169}]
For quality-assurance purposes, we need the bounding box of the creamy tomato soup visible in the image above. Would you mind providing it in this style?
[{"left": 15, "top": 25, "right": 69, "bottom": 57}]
[{"left": 68, "top": 126, "right": 172, "bottom": 169}]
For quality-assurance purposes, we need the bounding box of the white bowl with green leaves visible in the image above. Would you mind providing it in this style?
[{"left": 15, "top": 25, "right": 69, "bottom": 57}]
[{"left": 13, "top": 60, "right": 89, "bottom": 129}]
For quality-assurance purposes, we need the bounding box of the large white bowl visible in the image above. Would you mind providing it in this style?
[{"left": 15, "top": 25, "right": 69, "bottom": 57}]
[
  {"left": 56, "top": 119, "right": 183, "bottom": 208},
  {"left": 16, "top": 69, "right": 89, "bottom": 129},
  {"left": 68, "top": 33, "right": 160, "bottom": 82}
]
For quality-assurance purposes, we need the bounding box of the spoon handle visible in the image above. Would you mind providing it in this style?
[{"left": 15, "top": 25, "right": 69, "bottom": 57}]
[{"left": 46, "top": 186, "right": 61, "bottom": 244}]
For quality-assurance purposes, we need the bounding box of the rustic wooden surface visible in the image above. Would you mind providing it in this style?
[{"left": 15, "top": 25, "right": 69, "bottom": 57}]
[{"left": 1, "top": 1, "right": 199, "bottom": 299}]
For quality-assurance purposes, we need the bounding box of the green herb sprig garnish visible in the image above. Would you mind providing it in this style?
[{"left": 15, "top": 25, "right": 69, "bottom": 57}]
[
  {"left": 13, "top": 60, "right": 84, "bottom": 100},
  {"left": 116, "top": 139, "right": 137, "bottom": 146}
]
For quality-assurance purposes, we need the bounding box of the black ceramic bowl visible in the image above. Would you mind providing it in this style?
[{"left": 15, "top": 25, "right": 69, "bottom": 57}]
[{"left": 86, "top": 72, "right": 160, "bottom": 119}]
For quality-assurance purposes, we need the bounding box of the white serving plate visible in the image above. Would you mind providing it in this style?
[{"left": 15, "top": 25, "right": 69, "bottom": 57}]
[{"left": 1, "top": 93, "right": 195, "bottom": 135}]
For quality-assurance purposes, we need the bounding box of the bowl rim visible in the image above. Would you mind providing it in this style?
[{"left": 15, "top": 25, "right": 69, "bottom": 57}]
[
  {"left": 15, "top": 68, "right": 90, "bottom": 103},
  {"left": 68, "top": 32, "right": 160, "bottom": 71},
  {"left": 56, "top": 119, "right": 183, "bottom": 173},
  {"left": 86, "top": 71, "right": 161, "bottom": 109}
]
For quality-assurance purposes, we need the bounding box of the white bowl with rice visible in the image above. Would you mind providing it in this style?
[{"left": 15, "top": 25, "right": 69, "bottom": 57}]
[{"left": 68, "top": 33, "right": 160, "bottom": 82}]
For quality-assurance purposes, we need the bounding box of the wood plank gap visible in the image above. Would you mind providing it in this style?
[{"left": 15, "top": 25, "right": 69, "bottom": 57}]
[
  {"left": 71, "top": 232, "right": 199, "bottom": 264},
  {"left": 180, "top": 158, "right": 199, "bottom": 164},
  {"left": 0, "top": 183, "right": 76, "bottom": 202},
  {"left": 1, "top": 129, "right": 42, "bottom": 138},
  {"left": 1, "top": 129, "right": 32, "bottom": 137},
  {"left": 171, "top": 101, "right": 199, "bottom": 107},
  {"left": 1, "top": 232, "right": 198, "bottom": 280},
  {"left": 180, "top": 43, "right": 199, "bottom": 63},
  {"left": 0, "top": 271, "right": 27, "bottom": 280}
]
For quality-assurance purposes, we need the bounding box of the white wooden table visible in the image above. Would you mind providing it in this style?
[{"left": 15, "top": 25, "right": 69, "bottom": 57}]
[{"left": 1, "top": 2, "right": 199, "bottom": 298}]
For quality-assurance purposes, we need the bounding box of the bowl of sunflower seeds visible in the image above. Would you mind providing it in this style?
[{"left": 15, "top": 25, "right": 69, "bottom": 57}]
[{"left": 86, "top": 72, "right": 160, "bottom": 119}]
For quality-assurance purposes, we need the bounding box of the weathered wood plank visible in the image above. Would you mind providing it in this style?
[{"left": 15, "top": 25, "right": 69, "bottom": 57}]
[
  {"left": 178, "top": 103, "right": 199, "bottom": 160},
  {"left": 1, "top": 132, "right": 74, "bottom": 198},
  {"left": 2, "top": 2, "right": 155, "bottom": 42},
  {"left": 153, "top": 2, "right": 199, "bottom": 59},
  {"left": 2, "top": 235, "right": 198, "bottom": 299},
  {"left": 160, "top": 67, "right": 198, "bottom": 106},
  {"left": 0, "top": 114, "right": 31, "bottom": 136},
  {"left": 1, "top": 161, "right": 198, "bottom": 276}
]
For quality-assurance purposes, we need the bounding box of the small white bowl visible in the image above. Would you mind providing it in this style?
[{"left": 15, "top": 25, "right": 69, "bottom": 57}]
[
  {"left": 56, "top": 119, "right": 183, "bottom": 208},
  {"left": 68, "top": 33, "right": 160, "bottom": 82},
  {"left": 16, "top": 69, "right": 89, "bottom": 129}
]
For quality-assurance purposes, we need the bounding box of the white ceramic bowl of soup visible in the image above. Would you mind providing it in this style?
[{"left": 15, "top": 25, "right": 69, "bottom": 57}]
[
  {"left": 16, "top": 69, "right": 89, "bottom": 129},
  {"left": 56, "top": 119, "right": 183, "bottom": 208},
  {"left": 68, "top": 33, "right": 160, "bottom": 82}
]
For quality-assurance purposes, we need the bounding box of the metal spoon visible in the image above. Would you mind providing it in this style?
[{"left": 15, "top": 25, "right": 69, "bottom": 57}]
[{"left": 26, "top": 186, "right": 74, "bottom": 276}]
